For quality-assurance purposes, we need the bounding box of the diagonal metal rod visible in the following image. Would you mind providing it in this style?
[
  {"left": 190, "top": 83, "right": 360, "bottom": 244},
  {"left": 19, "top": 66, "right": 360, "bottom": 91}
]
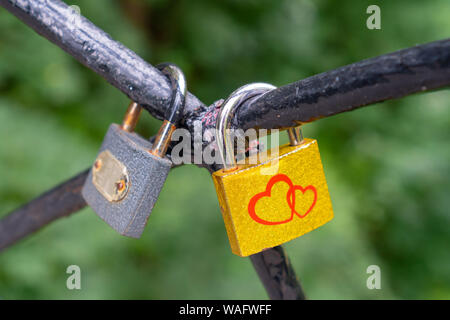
[
  {"left": 0, "top": 170, "right": 88, "bottom": 251},
  {"left": 0, "top": 0, "right": 207, "bottom": 121},
  {"left": 235, "top": 38, "right": 450, "bottom": 130}
]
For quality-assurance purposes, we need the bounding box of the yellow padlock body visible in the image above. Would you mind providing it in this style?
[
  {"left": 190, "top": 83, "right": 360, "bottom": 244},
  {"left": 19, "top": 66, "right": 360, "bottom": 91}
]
[{"left": 212, "top": 138, "right": 333, "bottom": 257}]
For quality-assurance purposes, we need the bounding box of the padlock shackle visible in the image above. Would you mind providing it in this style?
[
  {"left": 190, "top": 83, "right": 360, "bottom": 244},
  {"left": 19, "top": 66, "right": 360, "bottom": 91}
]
[
  {"left": 216, "top": 83, "right": 276, "bottom": 172},
  {"left": 150, "top": 63, "right": 187, "bottom": 158},
  {"left": 216, "top": 83, "right": 304, "bottom": 172},
  {"left": 157, "top": 63, "right": 187, "bottom": 125},
  {"left": 288, "top": 126, "right": 304, "bottom": 146},
  {"left": 121, "top": 101, "right": 143, "bottom": 132}
]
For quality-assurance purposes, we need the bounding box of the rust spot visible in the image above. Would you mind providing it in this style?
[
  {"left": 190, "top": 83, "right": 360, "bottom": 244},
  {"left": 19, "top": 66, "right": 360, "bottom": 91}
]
[
  {"left": 115, "top": 179, "right": 126, "bottom": 193},
  {"left": 94, "top": 159, "right": 102, "bottom": 171}
]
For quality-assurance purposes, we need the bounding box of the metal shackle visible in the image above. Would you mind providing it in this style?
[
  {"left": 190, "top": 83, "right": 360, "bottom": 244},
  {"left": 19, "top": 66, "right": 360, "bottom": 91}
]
[
  {"left": 216, "top": 83, "right": 303, "bottom": 172},
  {"left": 121, "top": 101, "right": 143, "bottom": 133},
  {"left": 151, "top": 63, "right": 187, "bottom": 158}
]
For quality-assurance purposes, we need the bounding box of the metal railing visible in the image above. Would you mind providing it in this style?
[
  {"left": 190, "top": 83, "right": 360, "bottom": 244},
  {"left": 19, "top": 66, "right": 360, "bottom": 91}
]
[{"left": 0, "top": 0, "right": 449, "bottom": 300}]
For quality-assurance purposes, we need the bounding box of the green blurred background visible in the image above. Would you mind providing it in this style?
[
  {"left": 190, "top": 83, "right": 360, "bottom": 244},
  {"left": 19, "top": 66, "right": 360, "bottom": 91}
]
[{"left": 0, "top": 0, "right": 449, "bottom": 299}]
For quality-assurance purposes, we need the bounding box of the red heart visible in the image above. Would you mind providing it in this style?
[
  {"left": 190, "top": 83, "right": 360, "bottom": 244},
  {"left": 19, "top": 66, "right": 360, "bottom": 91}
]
[
  {"left": 288, "top": 185, "right": 317, "bottom": 218},
  {"left": 247, "top": 174, "right": 295, "bottom": 225},
  {"left": 247, "top": 174, "right": 317, "bottom": 225}
]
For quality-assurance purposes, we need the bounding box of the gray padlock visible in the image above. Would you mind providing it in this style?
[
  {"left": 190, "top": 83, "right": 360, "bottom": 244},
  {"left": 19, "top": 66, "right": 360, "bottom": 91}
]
[{"left": 82, "top": 63, "right": 187, "bottom": 238}]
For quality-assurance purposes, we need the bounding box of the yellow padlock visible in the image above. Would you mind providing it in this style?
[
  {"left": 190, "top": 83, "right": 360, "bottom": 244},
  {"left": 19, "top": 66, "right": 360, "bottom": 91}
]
[{"left": 212, "top": 83, "right": 334, "bottom": 257}]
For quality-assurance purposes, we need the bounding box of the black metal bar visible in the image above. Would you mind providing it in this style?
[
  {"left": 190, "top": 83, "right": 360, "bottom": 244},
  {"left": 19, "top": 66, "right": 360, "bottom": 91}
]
[
  {"left": 1, "top": 1, "right": 448, "bottom": 136},
  {"left": 250, "top": 246, "right": 306, "bottom": 300},
  {"left": 0, "top": 169, "right": 88, "bottom": 251},
  {"left": 182, "top": 39, "right": 450, "bottom": 165},
  {"left": 233, "top": 38, "right": 450, "bottom": 130},
  {"left": 0, "top": 0, "right": 207, "bottom": 121}
]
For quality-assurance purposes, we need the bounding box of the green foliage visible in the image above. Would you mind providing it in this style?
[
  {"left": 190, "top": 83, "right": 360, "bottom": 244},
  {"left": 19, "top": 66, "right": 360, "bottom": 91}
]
[{"left": 0, "top": 0, "right": 449, "bottom": 299}]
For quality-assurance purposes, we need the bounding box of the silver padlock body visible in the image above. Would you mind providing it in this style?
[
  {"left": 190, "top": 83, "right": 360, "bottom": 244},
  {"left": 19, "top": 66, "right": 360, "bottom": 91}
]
[{"left": 82, "top": 124, "right": 172, "bottom": 238}]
